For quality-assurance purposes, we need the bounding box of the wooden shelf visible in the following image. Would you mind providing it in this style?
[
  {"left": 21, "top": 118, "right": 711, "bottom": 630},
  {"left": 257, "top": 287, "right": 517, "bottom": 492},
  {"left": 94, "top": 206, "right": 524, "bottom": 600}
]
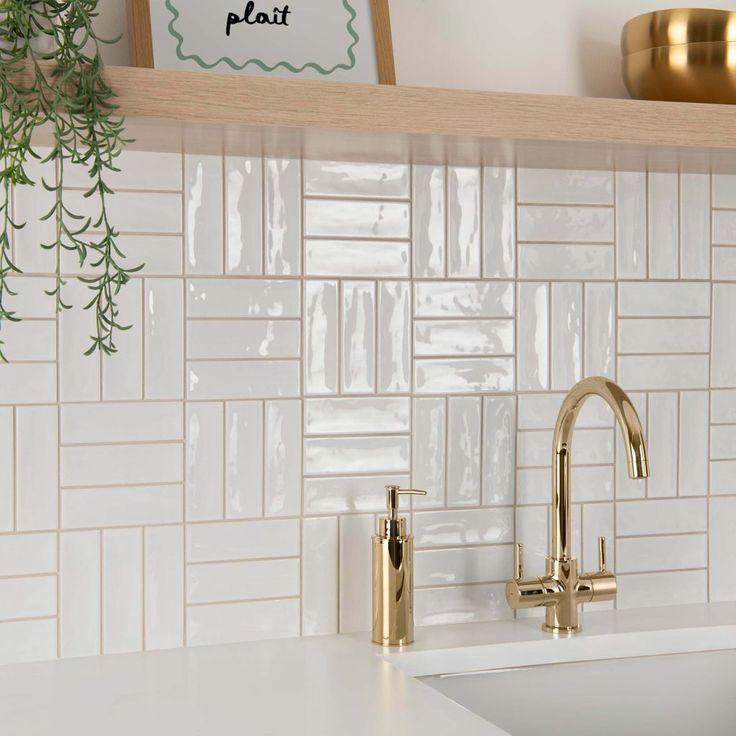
[{"left": 101, "top": 65, "right": 736, "bottom": 171}]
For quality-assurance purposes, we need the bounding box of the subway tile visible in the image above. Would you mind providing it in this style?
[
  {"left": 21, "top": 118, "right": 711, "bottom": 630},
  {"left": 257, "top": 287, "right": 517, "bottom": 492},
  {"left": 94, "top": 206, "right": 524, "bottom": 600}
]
[
  {"left": 339, "top": 514, "right": 374, "bottom": 633},
  {"left": 304, "top": 474, "right": 407, "bottom": 515},
  {"left": 264, "top": 400, "right": 301, "bottom": 516},
  {"left": 618, "top": 318, "right": 709, "bottom": 354},
  {"left": 187, "top": 279, "right": 300, "bottom": 318},
  {"left": 186, "top": 403, "right": 224, "bottom": 522},
  {"left": 265, "top": 159, "right": 301, "bottom": 275},
  {"left": 482, "top": 396, "right": 516, "bottom": 506},
  {"left": 584, "top": 283, "right": 615, "bottom": 378},
  {"left": 712, "top": 283, "right": 736, "bottom": 388},
  {"left": 618, "top": 282, "right": 710, "bottom": 317},
  {"left": 414, "top": 319, "right": 514, "bottom": 357},
  {"left": 713, "top": 174, "right": 736, "bottom": 208},
  {"left": 618, "top": 355, "right": 709, "bottom": 390},
  {"left": 188, "top": 319, "right": 300, "bottom": 360},
  {"left": 448, "top": 167, "right": 481, "bottom": 277},
  {"left": 616, "top": 498, "right": 706, "bottom": 536},
  {"left": 518, "top": 206, "right": 613, "bottom": 242},
  {"left": 447, "top": 397, "right": 481, "bottom": 506},
  {"left": 0, "top": 320, "right": 55, "bottom": 362},
  {"left": 414, "top": 357, "right": 514, "bottom": 394},
  {"left": 412, "top": 165, "right": 445, "bottom": 277},
  {"left": 305, "top": 161, "right": 409, "bottom": 198},
  {"left": 302, "top": 516, "right": 338, "bottom": 636},
  {"left": 0, "top": 533, "right": 56, "bottom": 576},
  {"left": 617, "top": 570, "right": 706, "bottom": 609},
  {"left": 60, "top": 531, "right": 101, "bottom": 658},
  {"left": 145, "top": 278, "right": 183, "bottom": 400},
  {"left": 225, "top": 401, "right": 263, "bottom": 519},
  {"left": 0, "top": 619, "right": 56, "bottom": 665},
  {"left": 518, "top": 282, "right": 549, "bottom": 391},
  {"left": 185, "top": 154, "right": 223, "bottom": 275},
  {"left": 412, "top": 398, "right": 446, "bottom": 508},
  {"left": 483, "top": 167, "right": 515, "bottom": 278},
  {"left": 415, "top": 546, "right": 513, "bottom": 586},
  {"left": 102, "top": 528, "right": 143, "bottom": 654},
  {"left": 0, "top": 577, "right": 56, "bottom": 621},
  {"left": 647, "top": 393, "right": 678, "bottom": 498},
  {"left": 61, "top": 402, "right": 183, "bottom": 444},
  {"left": 415, "top": 583, "right": 510, "bottom": 626},
  {"left": 519, "top": 244, "right": 614, "bottom": 280},
  {"left": 712, "top": 460, "right": 736, "bottom": 494},
  {"left": 713, "top": 247, "right": 736, "bottom": 280},
  {"left": 414, "top": 508, "right": 514, "bottom": 548},
  {"left": 518, "top": 466, "right": 612, "bottom": 504},
  {"left": 62, "top": 485, "right": 182, "bottom": 529},
  {"left": 341, "top": 281, "right": 375, "bottom": 393},
  {"left": 304, "top": 436, "right": 409, "bottom": 475},
  {"left": 712, "top": 389, "right": 736, "bottom": 423},
  {"left": 306, "top": 240, "right": 410, "bottom": 278},
  {"left": 582, "top": 503, "right": 614, "bottom": 573},
  {"left": 61, "top": 443, "right": 182, "bottom": 487},
  {"left": 111, "top": 235, "right": 183, "bottom": 276},
  {"left": 305, "top": 199, "right": 409, "bottom": 238},
  {"left": 711, "top": 425, "right": 736, "bottom": 460},
  {"left": 187, "top": 360, "right": 300, "bottom": 400},
  {"left": 414, "top": 281, "right": 514, "bottom": 318},
  {"left": 679, "top": 392, "right": 709, "bottom": 496},
  {"left": 617, "top": 534, "right": 707, "bottom": 574},
  {"left": 518, "top": 428, "right": 613, "bottom": 467},
  {"left": 67, "top": 150, "right": 182, "bottom": 190},
  {"left": 518, "top": 393, "right": 613, "bottom": 430},
  {"left": 648, "top": 172, "right": 679, "bottom": 279},
  {"left": 304, "top": 281, "right": 339, "bottom": 395},
  {"left": 188, "top": 558, "right": 299, "bottom": 604},
  {"left": 378, "top": 281, "right": 411, "bottom": 393},
  {"left": 680, "top": 173, "right": 710, "bottom": 279},
  {"left": 16, "top": 406, "right": 58, "bottom": 531},
  {"left": 187, "top": 519, "right": 299, "bottom": 563},
  {"left": 713, "top": 209, "right": 736, "bottom": 245},
  {"left": 517, "top": 168, "right": 613, "bottom": 205},
  {"left": 226, "top": 156, "right": 262, "bottom": 275},
  {"left": 144, "top": 525, "right": 184, "bottom": 650},
  {"left": 4, "top": 277, "right": 57, "bottom": 318},
  {"left": 710, "top": 497, "right": 736, "bottom": 601},
  {"left": 551, "top": 282, "right": 582, "bottom": 390},
  {"left": 59, "top": 279, "right": 99, "bottom": 403},
  {"left": 304, "top": 397, "right": 410, "bottom": 435},
  {"left": 187, "top": 599, "right": 299, "bottom": 647},
  {"left": 516, "top": 506, "right": 550, "bottom": 575}
]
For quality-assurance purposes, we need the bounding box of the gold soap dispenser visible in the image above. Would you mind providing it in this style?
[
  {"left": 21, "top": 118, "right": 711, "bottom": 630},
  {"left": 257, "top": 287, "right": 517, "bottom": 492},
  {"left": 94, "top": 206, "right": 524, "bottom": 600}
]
[{"left": 372, "top": 484, "right": 426, "bottom": 647}]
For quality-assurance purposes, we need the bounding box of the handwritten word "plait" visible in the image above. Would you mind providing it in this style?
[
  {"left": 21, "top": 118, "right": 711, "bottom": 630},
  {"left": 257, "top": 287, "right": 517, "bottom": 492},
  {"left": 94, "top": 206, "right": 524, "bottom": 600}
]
[{"left": 226, "top": 2, "right": 291, "bottom": 36}]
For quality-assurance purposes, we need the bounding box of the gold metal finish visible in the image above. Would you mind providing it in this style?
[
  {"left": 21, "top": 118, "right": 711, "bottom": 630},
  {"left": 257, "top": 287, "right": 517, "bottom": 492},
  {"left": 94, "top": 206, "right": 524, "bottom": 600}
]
[
  {"left": 506, "top": 377, "right": 649, "bottom": 634},
  {"left": 622, "top": 8, "right": 736, "bottom": 103},
  {"left": 372, "top": 485, "right": 426, "bottom": 647}
]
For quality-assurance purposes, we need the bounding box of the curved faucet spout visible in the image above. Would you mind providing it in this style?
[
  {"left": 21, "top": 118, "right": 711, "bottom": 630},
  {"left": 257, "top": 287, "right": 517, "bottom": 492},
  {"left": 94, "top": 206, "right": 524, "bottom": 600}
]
[{"left": 552, "top": 377, "right": 649, "bottom": 561}]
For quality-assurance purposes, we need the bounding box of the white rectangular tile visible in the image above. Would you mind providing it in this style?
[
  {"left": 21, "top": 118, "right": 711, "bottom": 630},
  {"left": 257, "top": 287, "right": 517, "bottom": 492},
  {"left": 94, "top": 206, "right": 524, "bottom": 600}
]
[
  {"left": 415, "top": 583, "right": 510, "bottom": 626},
  {"left": 713, "top": 174, "right": 736, "bottom": 208},
  {"left": 482, "top": 167, "right": 515, "bottom": 278},
  {"left": 145, "top": 278, "right": 183, "bottom": 400},
  {"left": 680, "top": 173, "right": 710, "bottom": 279},
  {"left": 305, "top": 280, "right": 339, "bottom": 395},
  {"left": 618, "top": 355, "right": 709, "bottom": 390},
  {"left": 584, "top": 283, "right": 615, "bottom": 378},
  {"left": 264, "top": 400, "right": 301, "bottom": 517},
  {"left": 226, "top": 156, "right": 262, "bottom": 275},
  {"left": 303, "top": 474, "right": 408, "bottom": 515},
  {"left": 618, "top": 282, "right": 710, "bottom": 317},
  {"left": 518, "top": 169, "right": 613, "bottom": 205},
  {"left": 447, "top": 397, "right": 481, "bottom": 507},
  {"left": 414, "top": 281, "right": 514, "bottom": 318},
  {"left": 265, "top": 159, "right": 300, "bottom": 275},
  {"left": 712, "top": 283, "right": 736, "bottom": 388},
  {"left": 304, "top": 436, "right": 409, "bottom": 475},
  {"left": 712, "top": 460, "right": 736, "bottom": 494},
  {"left": 518, "top": 393, "right": 613, "bottom": 430},
  {"left": 304, "top": 397, "right": 410, "bottom": 435},
  {"left": 518, "top": 206, "right": 613, "bottom": 243},
  {"left": 0, "top": 363, "right": 56, "bottom": 405},
  {"left": 188, "top": 319, "right": 300, "bottom": 360},
  {"left": 519, "top": 244, "right": 614, "bottom": 279},
  {"left": 185, "top": 154, "right": 222, "bottom": 275},
  {"left": 305, "top": 161, "right": 409, "bottom": 198},
  {"left": 679, "top": 392, "right": 709, "bottom": 496},
  {"left": 415, "top": 546, "right": 513, "bottom": 586},
  {"left": 618, "top": 318, "right": 709, "bottom": 354},
  {"left": 617, "top": 534, "right": 707, "bottom": 574},
  {"left": 187, "top": 599, "right": 299, "bottom": 646},
  {"left": 0, "top": 320, "right": 55, "bottom": 362},
  {"left": 225, "top": 401, "right": 263, "bottom": 519},
  {"left": 551, "top": 282, "right": 582, "bottom": 390},
  {"left": 67, "top": 150, "right": 182, "bottom": 190},
  {"left": 412, "top": 398, "right": 445, "bottom": 508},
  {"left": 62, "top": 485, "right": 182, "bottom": 529},
  {"left": 618, "top": 570, "right": 706, "bottom": 609},
  {"left": 713, "top": 246, "right": 736, "bottom": 280},
  {"left": 108, "top": 234, "right": 183, "bottom": 276},
  {"left": 448, "top": 167, "right": 481, "bottom": 277},
  {"left": 518, "top": 465, "right": 612, "bottom": 504},
  {"left": 60, "top": 531, "right": 100, "bottom": 658},
  {"left": 518, "top": 428, "right": 613, "bottom": 467},
  {"left": 711, "top": 424, "right": 736, "bottom": 459},
  {"left": 341, "top": 281, "right": 375, "bottom": 393},
  {"left": 0, "top": 577, "right": 56, "bottom": 621},
  {"left": 186, "top": 403, "right": 224, "bottom": 522},
  {"left": 302, "top": 516, "right": 338, "bottom": 636},
  {"left": 378, "top": 281, "right": 411, "bottom": 393},
  {"left": 187, "top": 279, "right": 300, "bottom": 318},
  {"left": 518, "top": 282, "right": 549, "bottom": 391},
  {"left": 59, "top": 279, "right": 99, "bottom": 402},
  {"left": 711, "top": 497, "right": 736, "bottom": 602},
  {"left": 617, "top": 498, "right": 707, "bottom": 536},
  {"left": 4, "top": 277, "right": 57, "bottom": 318},
  {"left": 414, "top": 357, "right": 514, "bottom": 394},
  {"left": 188, "top": 558, "right": 299, "bottom": 604},
  {"left": 712, "top": 389, "right": 736, "bottom": 423},
  {"left": 648, "top": 172, "right": 679, "bottom": 278},
  {"left": 187, "top": 360, "right": 300, "bottom": 401},
  {"left": 0, "top": 620, "right": 56, "bottom": 665},
  {"left": 102, "top": 528, "right": 143, "bottom": 654},
  {"left": 515, "top": 505, "right": 550, "bottom": 574},
  {"left": 16, "top": 406, "right": 57, "bottom": 531},
  {"left": 413, "top": 165, "right": 445, "bottom": 277},
  {"left": 414, "top": 508, "right": 514, "bottom": 548},
  {"left": 338, "top": 514, "right": 373, "bottom": 633},
  {"left": 144, "top": 525, "right": 184, "bottom": 650},
  {"left": 713, "top": 209, "right": 736, "bottom": 245},
  {"left": 647, "top": 393, "right": 678, "bottom": 498},
  {"left": 306, "top": 240, "right": 409, "bottom": 277},
  {"left": 305, "top": 199, "right": 409, "bottom": 238},
  {"left": 482, "top": 396, "right": 516, "bottom": 506},
  {"left": 61, "top": 402, "right": 182, "bottom": 444},
  {"left": 187, "top": 519, "right": 299, "bottom": 563},
  {"left": 0, "top": 533, "right": 56, "bottom": 576},
  {"left": 414, "top": 319, "right": 514, "bottom": 357}
]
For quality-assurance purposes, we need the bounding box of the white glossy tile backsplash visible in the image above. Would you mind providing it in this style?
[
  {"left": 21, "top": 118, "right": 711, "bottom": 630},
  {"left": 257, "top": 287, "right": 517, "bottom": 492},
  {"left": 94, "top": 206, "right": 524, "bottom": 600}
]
[{"left": 1, "top": 154, "right": 736, "bottom": 664}]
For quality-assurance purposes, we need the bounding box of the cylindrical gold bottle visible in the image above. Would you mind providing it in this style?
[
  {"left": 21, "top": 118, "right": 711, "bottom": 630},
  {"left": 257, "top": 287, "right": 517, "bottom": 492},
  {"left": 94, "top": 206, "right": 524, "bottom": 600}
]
[{"left": 372, "top": 485, "right": 426, "bottom": 647}]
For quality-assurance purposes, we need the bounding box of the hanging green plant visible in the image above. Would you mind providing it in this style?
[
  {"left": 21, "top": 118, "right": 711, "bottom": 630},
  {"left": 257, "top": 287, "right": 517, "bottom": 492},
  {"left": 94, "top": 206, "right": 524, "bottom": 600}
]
[{"left": 0, "top": 0, "right": 140, "bottom": 361}]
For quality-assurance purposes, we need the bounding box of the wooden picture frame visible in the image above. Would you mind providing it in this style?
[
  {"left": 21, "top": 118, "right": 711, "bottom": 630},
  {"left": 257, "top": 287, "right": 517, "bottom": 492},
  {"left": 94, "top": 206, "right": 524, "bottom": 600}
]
[{"left": 126, "top": 0, "right": 396, "bottom": 84}]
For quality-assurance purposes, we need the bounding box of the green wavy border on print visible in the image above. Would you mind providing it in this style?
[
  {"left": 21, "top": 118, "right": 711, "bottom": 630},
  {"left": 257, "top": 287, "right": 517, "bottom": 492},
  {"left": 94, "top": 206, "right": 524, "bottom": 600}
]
[{"left": 165, "top": 0, "right": 359, "bottom": 74}]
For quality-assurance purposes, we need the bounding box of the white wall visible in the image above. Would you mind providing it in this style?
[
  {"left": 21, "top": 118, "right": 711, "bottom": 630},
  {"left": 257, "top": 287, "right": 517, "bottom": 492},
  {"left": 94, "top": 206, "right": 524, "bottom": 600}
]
[{"left": 97, "top": 0, "right": 736, "bottom": 96}]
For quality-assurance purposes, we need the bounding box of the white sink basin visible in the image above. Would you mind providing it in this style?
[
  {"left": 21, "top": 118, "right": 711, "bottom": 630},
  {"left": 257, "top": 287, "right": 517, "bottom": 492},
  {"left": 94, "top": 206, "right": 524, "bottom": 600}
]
[{"left": 423, "top": 649, "right": 736, "bottom": 736}]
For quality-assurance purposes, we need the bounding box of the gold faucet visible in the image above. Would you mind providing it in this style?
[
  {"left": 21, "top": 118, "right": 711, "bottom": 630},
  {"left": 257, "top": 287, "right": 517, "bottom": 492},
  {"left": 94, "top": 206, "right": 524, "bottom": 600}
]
[{"left": 506, "top": 377, "right": 649, "bottom": 633}]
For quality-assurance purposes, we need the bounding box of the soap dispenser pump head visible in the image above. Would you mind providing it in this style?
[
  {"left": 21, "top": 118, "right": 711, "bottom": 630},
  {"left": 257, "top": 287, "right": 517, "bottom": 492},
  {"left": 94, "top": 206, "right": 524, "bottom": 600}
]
[{"left": 379, "top": 485, "right": 427, "bottom": 539}]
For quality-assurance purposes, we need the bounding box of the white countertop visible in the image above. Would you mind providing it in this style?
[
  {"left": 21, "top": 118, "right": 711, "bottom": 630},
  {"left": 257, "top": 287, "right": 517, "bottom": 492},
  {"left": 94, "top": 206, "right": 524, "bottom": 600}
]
[{"left": 3, "top": 603, "right": 736, "bottom": 736}]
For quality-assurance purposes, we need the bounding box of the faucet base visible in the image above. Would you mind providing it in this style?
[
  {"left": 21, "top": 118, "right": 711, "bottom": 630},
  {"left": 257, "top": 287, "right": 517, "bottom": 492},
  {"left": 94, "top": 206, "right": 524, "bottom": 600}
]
[{"left": 542, "top": 624, "right": 580, "bottom": 635}]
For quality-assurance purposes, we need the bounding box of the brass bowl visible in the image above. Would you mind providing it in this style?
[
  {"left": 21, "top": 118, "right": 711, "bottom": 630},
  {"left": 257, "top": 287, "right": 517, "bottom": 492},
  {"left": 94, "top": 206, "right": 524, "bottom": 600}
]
[{"left": 622, "top": 8, "right": 736, "bottom": 103}]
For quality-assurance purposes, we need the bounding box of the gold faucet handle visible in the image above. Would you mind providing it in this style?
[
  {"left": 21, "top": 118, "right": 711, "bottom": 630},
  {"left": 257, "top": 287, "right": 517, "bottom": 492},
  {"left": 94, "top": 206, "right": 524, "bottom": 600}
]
[
  {"left": 514, "top": 543, "right": 524, "bottom": 580},
  {"left": 598, "top": 536, "right": 608, "bottom": 573},
  {"left": 384, "top": 485, "right": 427, "bottom": 520}
]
